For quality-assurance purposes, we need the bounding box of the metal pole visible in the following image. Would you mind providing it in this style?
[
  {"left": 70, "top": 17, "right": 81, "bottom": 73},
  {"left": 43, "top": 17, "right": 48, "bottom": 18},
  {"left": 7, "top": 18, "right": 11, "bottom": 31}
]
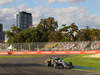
[
  {"left": 37, "top": 43, "right": 39, "bottom": 51},
  {"left": 21, "top": 43, "right": 22, "bottom": 51},
  {"left": 29, "top": 43, "right": 30, "bottom": 51},
  {"left": 46, "top": 43, "right": 47, "bottom": 51}
]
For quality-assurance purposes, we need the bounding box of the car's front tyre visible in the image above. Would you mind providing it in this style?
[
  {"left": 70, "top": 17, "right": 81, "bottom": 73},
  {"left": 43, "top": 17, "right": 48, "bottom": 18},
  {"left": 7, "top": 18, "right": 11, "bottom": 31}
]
[{"left": 46, "top": 61, "right": 51, "bottom": 67}]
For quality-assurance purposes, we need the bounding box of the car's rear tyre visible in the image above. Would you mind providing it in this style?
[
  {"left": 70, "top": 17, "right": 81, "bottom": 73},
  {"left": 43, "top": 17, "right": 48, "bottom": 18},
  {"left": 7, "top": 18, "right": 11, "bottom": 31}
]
[{"left": 67, "top": 62, "right": 74, "bottom": 69}]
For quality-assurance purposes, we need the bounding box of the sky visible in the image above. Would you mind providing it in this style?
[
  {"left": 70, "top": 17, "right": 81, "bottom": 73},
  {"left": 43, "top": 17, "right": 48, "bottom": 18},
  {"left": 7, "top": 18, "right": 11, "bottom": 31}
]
[{"left": 0, "top": 0, "right": 100, "bottom": 31}]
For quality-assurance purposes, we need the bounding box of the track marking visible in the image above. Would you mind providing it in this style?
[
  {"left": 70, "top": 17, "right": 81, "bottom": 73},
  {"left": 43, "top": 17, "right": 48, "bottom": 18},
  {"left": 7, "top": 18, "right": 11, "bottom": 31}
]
[{"left": 74, "top": 69, "right": 100, "bottom": 74}]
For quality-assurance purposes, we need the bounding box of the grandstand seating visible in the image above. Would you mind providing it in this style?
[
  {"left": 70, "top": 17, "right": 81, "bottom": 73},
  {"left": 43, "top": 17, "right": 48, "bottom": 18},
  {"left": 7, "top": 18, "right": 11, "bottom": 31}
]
[
  {"left": 91, "top": 41, "right": 100, "bottom": 50},
  {"left": 0, "top": 41, "right": 100, "bottom": 51},
  {"left": 52, "top": 42, "right": 76, "bottom": 51},
  {"left": 40, "top": 43, "right": 58, "bottom": 51},
  {"left": 72, "top": 41, "right": 89, "bottom": 51}
]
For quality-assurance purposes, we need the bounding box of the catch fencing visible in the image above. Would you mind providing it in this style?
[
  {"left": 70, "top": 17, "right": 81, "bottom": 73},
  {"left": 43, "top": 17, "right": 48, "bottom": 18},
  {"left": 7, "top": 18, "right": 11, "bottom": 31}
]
[{"left": 0, "top": 41, "right": 100, "bottom": 52}]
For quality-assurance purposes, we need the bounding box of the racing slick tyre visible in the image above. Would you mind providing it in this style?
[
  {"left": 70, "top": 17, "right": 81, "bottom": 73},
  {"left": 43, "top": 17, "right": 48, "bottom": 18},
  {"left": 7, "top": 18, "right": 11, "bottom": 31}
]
[
  {"left": 46, "top": 61, "right": 51, "bottom": 67},
  {"left": 67, "top": 62, "right": 74, "bottom": 69},
  {"left": 69, "top": 62, "right": 74, "bottom": 68}
]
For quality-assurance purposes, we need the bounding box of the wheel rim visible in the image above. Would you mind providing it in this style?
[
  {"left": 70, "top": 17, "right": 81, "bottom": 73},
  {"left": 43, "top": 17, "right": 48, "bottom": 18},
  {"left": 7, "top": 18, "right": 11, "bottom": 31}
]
[
  {"left": 46, "top": 62, "right": 48, "bottom": 67},
  {"left": 54, "top": 64, "right": 56, "bottom": 68}
]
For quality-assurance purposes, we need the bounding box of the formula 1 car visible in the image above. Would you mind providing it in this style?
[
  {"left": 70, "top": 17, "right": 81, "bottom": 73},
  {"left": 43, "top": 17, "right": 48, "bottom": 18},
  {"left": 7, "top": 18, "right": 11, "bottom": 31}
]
[{"left": 45, "top": 57, "right": 74, "bottom": 69}]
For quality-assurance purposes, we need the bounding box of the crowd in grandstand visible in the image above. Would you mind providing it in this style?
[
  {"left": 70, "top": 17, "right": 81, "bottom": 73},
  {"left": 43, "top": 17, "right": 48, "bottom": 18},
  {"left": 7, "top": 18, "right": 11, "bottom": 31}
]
[
  {"left": 51, "top": 42, "right": 76, "bottom": 51},
  {"left": 72, "top": 41, "right": 89, "bottom": 51},
  {"left": 0, "top": 41, "right": 100, "bottom": 52},
  {"left": 91, "top": 41, "right": 100, "bottom": 50}
]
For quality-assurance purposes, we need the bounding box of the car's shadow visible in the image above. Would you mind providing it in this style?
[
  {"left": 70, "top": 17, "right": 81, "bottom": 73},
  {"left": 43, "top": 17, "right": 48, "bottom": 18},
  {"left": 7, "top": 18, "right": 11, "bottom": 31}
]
[
  {"left": 0, "top": 63, "right": 44, "bottom": 67},
  {"left": 0, "top": 73, "right": 34, "bottom": 75}
]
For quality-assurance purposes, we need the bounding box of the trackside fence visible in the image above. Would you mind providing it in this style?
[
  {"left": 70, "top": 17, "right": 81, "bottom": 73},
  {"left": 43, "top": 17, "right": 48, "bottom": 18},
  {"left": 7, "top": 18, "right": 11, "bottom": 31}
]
[{"left": 0, "top": 41, "right": 100, "bottom": 55}]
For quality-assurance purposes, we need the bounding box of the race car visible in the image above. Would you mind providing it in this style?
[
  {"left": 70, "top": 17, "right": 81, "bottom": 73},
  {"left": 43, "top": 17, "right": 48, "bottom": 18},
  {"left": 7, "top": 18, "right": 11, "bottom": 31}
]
[{"left": 45, "top": 57, "right": 74, "bottom": 69}]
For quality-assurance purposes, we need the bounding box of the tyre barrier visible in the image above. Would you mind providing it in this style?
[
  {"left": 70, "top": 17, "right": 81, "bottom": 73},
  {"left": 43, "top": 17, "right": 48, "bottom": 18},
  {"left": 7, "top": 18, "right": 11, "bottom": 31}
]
[{"left": 0, "top": 50, "right": 100, "bottom": 55}]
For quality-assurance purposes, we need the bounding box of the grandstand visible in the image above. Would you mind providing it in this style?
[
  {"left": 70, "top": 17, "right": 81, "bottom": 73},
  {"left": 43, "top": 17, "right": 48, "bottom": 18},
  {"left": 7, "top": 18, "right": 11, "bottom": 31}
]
[
  {"left": 0, "top": 41, "right": 100, "bottom": 52},
  {"left": 72, "top": 41, "right": 89, "bottom": 51},
  {"left": 91, "top": 41, "right": 100, "bottom": 50},
  {"left": 40, "top": 42, "right": 58, "bottom": 51},
  {"left": 51, "top": 42, "right": 76, "bottom": 51}
]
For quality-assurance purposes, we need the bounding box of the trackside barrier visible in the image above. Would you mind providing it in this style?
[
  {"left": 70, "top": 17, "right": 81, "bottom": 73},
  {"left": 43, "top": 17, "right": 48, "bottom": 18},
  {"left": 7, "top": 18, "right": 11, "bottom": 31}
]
[
  {"left": 10, "top": 50, "right": 100, "bottom": 55},
  {"left": 0, "top": 52, "right": 9, "bottom": 55},
  {"left": 0, "top": 50, "right": 100, "bottom": 55}
]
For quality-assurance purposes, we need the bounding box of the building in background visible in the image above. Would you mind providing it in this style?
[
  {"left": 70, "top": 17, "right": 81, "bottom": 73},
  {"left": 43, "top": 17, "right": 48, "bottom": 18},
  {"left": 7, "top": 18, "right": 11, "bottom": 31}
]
[
  {"left": 2, "top": 33, "right": 5, "bottom": 42},
  {"left": 0, "top": 24, "right": 3, "bottom": 42},
  {"left": 16, "top": 11, "right": 32, "bottom": 31}
]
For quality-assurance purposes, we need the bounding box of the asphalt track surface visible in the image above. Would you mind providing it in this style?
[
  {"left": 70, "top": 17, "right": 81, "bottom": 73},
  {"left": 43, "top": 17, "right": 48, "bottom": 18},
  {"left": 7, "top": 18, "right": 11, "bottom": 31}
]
[{"left": 0, "top": 55, "right": 98, "bottom": 75}]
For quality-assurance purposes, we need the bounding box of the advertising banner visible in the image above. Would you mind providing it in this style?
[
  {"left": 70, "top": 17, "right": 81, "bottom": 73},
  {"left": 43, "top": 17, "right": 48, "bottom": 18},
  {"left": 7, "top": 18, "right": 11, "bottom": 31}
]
[
  {"left": 10, "top": 50, "right": 100, "bottom": 55},
  {"left": 0, "top": 52, "right": 8, "bottom": 55}
]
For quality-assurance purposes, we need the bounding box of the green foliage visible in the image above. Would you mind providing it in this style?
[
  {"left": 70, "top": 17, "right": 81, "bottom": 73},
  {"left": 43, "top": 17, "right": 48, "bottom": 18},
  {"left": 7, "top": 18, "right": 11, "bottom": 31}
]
[
  {"left": 59, "top": 23, "right": 78, "bottom": 41},
  {"left": 75, "top": 26, "right": 100, "bottom": 41},
  {"left": 59, "top": 24, "right": 68, "bottom": 32},
  {"left": 37, "top": 17, "right": 58, "bottom": 33},
  {"left": 61, "top": 33, "right": 70, "bottom": 42},
  {"left": 5, "top": 17, "right": 100, "bottom": 43},
  {"left": 75, "top": 29, "right": 88, "bottom": 41},
  {"left": 11, "top": 24, "right": 20, "bottom": 33},
  {"left": 90, "top": 28, "right": 100, "bottom": 40},
  {"left": 48, "top": 31, "right": 62, "bottom": 42}
]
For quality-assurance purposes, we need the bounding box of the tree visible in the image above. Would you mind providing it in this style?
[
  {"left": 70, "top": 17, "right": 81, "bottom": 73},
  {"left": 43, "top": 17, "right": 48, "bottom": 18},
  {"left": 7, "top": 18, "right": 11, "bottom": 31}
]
[
  {"left": 61, "top": 33, "right": 70, "bottom": 42},
  {"left": 13, "top": 32, "right": 25, "bottom": 43},
  {"left": 6, "top": 24, "right": 20, "bottom": 43},
  {"left": 11, "top": 24, "right": 20, "bottom": 33},
  {"left": 75, "top": 29, "right": 88, "bottom": 41},
  {"left": 6, "top": 17, "right": 100, "bottom": 43},
  {"left": 6, "top": 31, "right": 15, "bottom": 43},
  {"left": 67, "top": 23, "right": 78, "bottom": 41},
  {"left": 59, "top": 23, "right": 78, "bottom": 42},
  {"left": 22, "top": 29, "right": 31, "bottom": 42},
  {"left": 59, "top": 24, "right": 68, "bottom": 32},
  {"left": 37, "top": 17, "right": 58, "bottom": 32},
  {"left": 37, "top": 17, "right": 58, "bottom": 42},
  {"left": 48, "top": 31, "right": 62, "bottom": 42},
  {"left": 30, "top": 28, "right": 42, "bottom": 42},
  {"left": 90, "top": 28, "right": 100, "bottom": 40}
]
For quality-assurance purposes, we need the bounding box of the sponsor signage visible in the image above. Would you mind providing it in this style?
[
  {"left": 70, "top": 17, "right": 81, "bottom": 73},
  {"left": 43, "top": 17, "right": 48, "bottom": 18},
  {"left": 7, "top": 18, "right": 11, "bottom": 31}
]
[
  {"left": 0, "top": 50, "right": 100, "bottom": 55},
  {"left": 27, "top": 51, "right": 38, "bottom": 54},
  {"left": 54, "top": 51, "right": 66, "bottom": 54},
  {"left": 0, "top": 52, "right": 8, "bottom": 55},
  {"left": 40, "top": 51, "right": 52, "bottom": 54},
  {"left": 10, "top": 50, "right": 100, "bottom": 55},
  {"left": 68, "top": 51, "right": 82, "bottom": 54}
]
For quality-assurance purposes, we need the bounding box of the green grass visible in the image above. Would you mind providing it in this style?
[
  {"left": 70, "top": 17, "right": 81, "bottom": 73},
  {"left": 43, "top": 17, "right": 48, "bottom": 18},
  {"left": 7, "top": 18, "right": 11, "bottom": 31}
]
[
  {"left": 63, "top": 54, "right": 100, "bottom": 73},
  {"left": 0, "top": 55, "right": 44, "bottom": 58}
]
